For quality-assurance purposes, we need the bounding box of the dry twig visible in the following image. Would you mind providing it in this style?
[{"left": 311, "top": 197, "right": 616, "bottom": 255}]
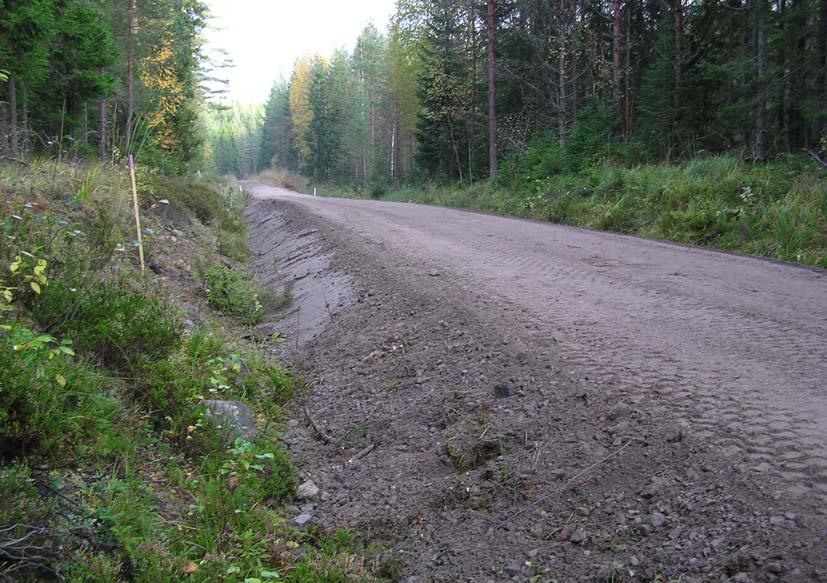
[
  {"left": 507, "top": 437, "right": 640, "bottom": 521},
  {"left": 303, "top": 405, "right": 334, "bottom": 444},
  {"left": 347, "top": 442, "right": 377, "bottom": 466}
]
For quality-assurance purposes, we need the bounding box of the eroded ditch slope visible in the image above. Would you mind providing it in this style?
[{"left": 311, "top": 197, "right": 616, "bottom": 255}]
[{"left": 246, "top": 189, "right": 827, "bottom": 582}]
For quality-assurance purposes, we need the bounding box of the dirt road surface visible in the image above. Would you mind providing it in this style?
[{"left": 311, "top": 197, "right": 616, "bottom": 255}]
[{"left": 245, "top": 182, "right": 827, "bottom": 582}]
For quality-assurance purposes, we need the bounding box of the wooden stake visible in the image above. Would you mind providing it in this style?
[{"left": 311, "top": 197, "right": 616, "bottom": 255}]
[{"left": 128, "top": 155, "right": 145, "bottom": 273}]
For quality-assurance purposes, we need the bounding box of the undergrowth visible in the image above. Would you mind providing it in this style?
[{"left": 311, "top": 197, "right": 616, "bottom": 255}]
[
  {"left": 0, "top": 160, "right": 379, "bottom": 582},
  {"left": 258, "top": 168, "right": 310, "bottom": 193},
  {"left": 198, "top": 263, "right": 268, "bottom": 325}
]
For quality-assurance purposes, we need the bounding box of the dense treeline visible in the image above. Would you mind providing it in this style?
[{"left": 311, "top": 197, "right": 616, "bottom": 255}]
[
  {"left": 0, "top": 0, "right": 208, "bottom": 173},
  {"left": 206, "top": 102, "right": 262, "bottom": 177},
  {"left": 258, "top": 0, "right": 827, "bottom": 187}
]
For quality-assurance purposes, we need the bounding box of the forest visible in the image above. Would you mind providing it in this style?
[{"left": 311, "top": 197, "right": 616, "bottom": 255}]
[
  {"left": 2, "top": 0, "right": 825, "bottom": 187},
  {"left": 0, "top": 0, "right": 208, "bottom": 173},
  {"left": 206, "top": 0, "right": 827, "bottom": 189}
]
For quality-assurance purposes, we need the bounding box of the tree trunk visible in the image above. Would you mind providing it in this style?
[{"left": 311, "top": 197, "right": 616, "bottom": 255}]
[
  {"left": 391, "top": 120, "right": 397, "bottom": 184},
  {"left": 125, "top": 0, "right": 138, "bottom": 152},
  {"left": 612, "top": 0, "right": 623, "bottom": 125},
  {"left": 99, "top": 96, "right": 107, "bottom": 161},
  {"left": 571, "top": 19, "right": 578, "bottom": 120},
  {"left": 469, "top": 0, "right": 477, "bottom": 183},
  {"left": 21, "top": 86, "right": 29, "bottom": 159},
  {"left": 0, "top": 89, "right": 7, "bottom": 155},
  {"left": 558, "top": 0, "right": 568, "bottom": 141},
  {"left": 819, "top": 0, "right": 827, "bottom": 144},
  {"left": 754, "top": 0, "right": 767, "bottom": 161},
  {"left": 673, "top": 0, "right": 683, "bottom": 136},
  {"left": 779, "top": 0, "right": 790, "bottom": 151},
  {"left": 674, "top": 0, "right": 683, "bottom": 91},
  {"left": 8, "top": 74, "right": 18, "bottom": 159},
  {"left": 486, "top": 0, "right": 497, "bottom": 177},
  {"left": 625, "top": 8, "right": 632, "bottom": 139}
]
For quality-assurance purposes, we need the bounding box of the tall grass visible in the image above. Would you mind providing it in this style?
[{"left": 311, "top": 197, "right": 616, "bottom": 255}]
[{"left": 258, "top": 167, "right": 310, "bottom": 192}]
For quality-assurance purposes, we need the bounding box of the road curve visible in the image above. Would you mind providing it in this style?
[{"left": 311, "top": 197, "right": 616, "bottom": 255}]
[{"left": 249, "top": 182, "right": 827, "bottom": 501}]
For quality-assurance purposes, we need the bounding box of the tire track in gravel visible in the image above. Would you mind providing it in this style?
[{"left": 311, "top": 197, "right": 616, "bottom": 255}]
[{"left": 248, "top": 183, "right": 827, "bottom": 504}]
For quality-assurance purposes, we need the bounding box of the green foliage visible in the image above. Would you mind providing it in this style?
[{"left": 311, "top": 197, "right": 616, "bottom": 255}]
[
  {"left": 0, "top": 0, "right": 207, "bottom": 169},
  {"left": 414, "top": 1, "right": 471, "bottom": 181},
  {"left": 0, "top": 327, "right": 117, "bottom": 459},
  {"left": 219, "top": 437, "right": 297, "bottom": 502},
  {"left": 206, "top": 103, "right": 264, "bottom": 178},
  {"left": 259, "top": 80, "right": 297, "bottom": 171},
  {"left": 201, "top": 264, "right": 267, "bottom": 325},
  {"left": 306, "top": 57, "right": 344, "bottom": 181},
  {"left": 149, "top": 174, "right": 251, "bottom": 260},
  {"left": 151, "top": 175, "right": 224, "bottom": 223},
  {"left": 34, "top": 271, "right": 182, "bottom": 371},
  {"left": 498, "top": 106, "right": 641, "bottom": 189},
  {"left": 0, "top": 0, "right": 56, "bottom": 90}
]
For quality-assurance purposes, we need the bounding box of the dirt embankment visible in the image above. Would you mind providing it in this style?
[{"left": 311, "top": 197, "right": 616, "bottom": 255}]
[{"left": 246, "top": 183, "right": 827, "bottom": 582}]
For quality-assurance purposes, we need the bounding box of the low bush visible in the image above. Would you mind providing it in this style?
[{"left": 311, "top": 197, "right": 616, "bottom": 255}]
[
  {"left": 0, "top": 162, "right": 371, "bottom": 582},
  {"left": 218, "top": 228, "right": 251, "bottom": 262},
  {"left": 0, "top": 327, "right": 118, "bottom": 459},
  {"left": 151, "top": 175, "right": 224, "bottom": 224},
  {"left": 183, "top": 327, "right": 295, "bottom": 409},
  {"left": 34, "top": 271, "right": 182, "bottom": 371},
  {"left": 201, "top": 263, "right": 267, "bottom": 325}
]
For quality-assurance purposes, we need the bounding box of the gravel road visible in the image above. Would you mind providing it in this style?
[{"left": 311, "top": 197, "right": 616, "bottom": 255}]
[{"left": 247, "top": 182, "right": 827, "bottom": 581}]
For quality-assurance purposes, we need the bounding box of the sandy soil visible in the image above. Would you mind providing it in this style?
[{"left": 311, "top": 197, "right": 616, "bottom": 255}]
[{"left": 245, "top": 183, "right": 827, "bottom": 582}]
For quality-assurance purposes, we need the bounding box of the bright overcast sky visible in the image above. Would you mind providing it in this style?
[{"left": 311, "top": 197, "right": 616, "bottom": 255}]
[{"left": 205, "top": 0, "right": 397, "bottom": 104}]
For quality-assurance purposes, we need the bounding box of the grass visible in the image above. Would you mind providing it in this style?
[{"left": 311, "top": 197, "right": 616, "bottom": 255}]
[
  {"left": 258, "top": 168, "right": 310, "bottom": 193},
  {"left": 312, "top": 154, "right": 827, "bottom": 268},
  {"left": 198, "top": 263, "right": 269, "bottom": 325},
  {"left": 0, "top": 160, "right": 380, "bottom": 582}
]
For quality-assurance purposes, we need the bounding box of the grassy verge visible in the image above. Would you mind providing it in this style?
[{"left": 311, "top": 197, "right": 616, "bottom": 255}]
[
  {"left": 0, "top": 160, "right": 381, "bottom": 581},
  {"left": 257, "top": 169, "right": 310, "bottom": 194},
  {"left": 310, "top": 154, "right": 827, "bottom": 268}
]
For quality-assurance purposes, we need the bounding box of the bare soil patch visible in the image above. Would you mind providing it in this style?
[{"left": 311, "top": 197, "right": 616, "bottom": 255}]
[{"left": 246, "top": 186, "right": 827, "bottom": 582}]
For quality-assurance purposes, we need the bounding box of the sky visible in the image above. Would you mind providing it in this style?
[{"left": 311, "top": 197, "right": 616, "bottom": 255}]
[{"left": 205, "top": 0, "right": 397, "bottom": 105}]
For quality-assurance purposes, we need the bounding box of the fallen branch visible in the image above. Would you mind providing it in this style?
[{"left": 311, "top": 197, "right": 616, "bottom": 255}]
[
  {"left": 303, "top": 405, "right": 333, "bottom": 444},
  {"left": 807, "top": 149, "right": 827, "bottom": 169},
  {"left": 0, "top": 524, "right": 56, "bottom": 565},
  {"left": 507, "top": 437, "right": 640, "bottom": 521},
  {"left": 0, "top": 156, "right": 29, "bottom": 166},
  {"left": 347, "top": 442, "right": 377, "bottom": 466}
]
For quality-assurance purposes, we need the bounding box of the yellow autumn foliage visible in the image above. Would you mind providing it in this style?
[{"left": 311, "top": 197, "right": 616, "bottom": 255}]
[
  {"left": 288, "top": 55, "right": 315, "bottom": 166},
  {"left": 140, "top": 36, "right": 186, "bottom": 156}
]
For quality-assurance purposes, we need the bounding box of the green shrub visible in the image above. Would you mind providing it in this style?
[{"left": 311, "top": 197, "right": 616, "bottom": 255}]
[
  {"left": 240, "top": 350, "right": 294, "bottom": 406},
  {"left": 218, "top": 229, "right": 251, "bottom": 262},
  {"left": 183, "top": 328, "right": 294, "bottom": 409},
  {"left": 0, "top": 327, "right": 119, "bottom": 459},
  {"left": 201, "top": 264, "right": 266, "bottom": 325},
  {"left": 131, "top": 357, "right": 203, "bottom": 425},
  {"left": 150, "top": 176, "right": 225, "bottom": 223},
  {"left": 217, "top": 438, "right": 297, "bottom": 502},
  {"left": 370, "top": 181, "right": 387, "bottom": 199},
  {"left": 35, "top": 271, "right": 182, "bottom": 372},
  {"left": 0, "top": 464, "right": 49, "bottom": 525}
]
